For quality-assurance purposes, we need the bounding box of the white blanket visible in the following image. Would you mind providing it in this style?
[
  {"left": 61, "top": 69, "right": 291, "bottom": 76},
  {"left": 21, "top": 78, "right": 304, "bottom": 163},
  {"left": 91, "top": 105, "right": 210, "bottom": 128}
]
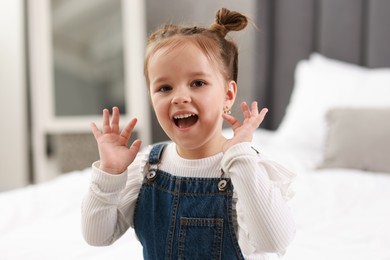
[
  {"left": 0, "top": 169, "right": 142, "bottom": 260},
  {"left": 1, "top": 129, "right": 390, "bottom": 259}
]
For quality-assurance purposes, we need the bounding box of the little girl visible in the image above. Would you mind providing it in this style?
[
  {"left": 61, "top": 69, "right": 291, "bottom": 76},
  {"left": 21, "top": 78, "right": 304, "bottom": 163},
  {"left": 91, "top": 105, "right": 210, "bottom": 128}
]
[{"left": 82, "top": 8, "right": 296, "bottom": 260}]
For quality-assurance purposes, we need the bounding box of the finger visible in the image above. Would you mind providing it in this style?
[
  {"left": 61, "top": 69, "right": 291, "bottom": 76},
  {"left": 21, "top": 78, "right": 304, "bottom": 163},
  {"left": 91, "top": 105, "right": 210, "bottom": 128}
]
[
  {"left": 254, "top": 108, "right": 268, "bottom": 127},
  {"left": 102, "top": 109, "right": 111, "bottom": 134},
  {"left": 222, "top": 113, "right": 241, "bottom": 130},
  {"left": 241, "top": 102, "right": 251, "bottom": 118},
  {"left": 128, "top": 139, "right": 142, "bottom": 156},
  {"left": 259, "top": 107, "right": 268, "bottom": 118},
  {"left": 90, "top": 122, "right": 102, "bottom": 139},
  {"left": 111, "top": 107, "right": 120, "bottom": 134},
  {"left": 251, "top": 101, "right": 259, "bottom": 117},
  {"left": 120, "top": 118, "right": 138, "bottom": 140}
]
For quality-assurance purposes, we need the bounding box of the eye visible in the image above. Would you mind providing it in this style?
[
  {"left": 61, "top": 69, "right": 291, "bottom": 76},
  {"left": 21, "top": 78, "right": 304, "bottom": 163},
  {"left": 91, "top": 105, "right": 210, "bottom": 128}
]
[
  {"left": 158, "top": 85, "right": 172, "bottom": 92},
  {"left": 190, "top": 80, "right": 206, "bottom": 88}
]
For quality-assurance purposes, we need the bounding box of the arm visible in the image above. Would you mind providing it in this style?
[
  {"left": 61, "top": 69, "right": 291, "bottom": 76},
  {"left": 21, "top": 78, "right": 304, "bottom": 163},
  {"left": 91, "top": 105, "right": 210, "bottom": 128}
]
[
  {"left": 82, "top": 107, "right": 144, "bottom": 246},
  {"left": 222, "top": 102, "right": 296, "bottom": 253},
  {"left": 222, "top": 143, "right": 296, "bottom": 253},
  {"left": 81, "top": 158, "right": 144, "bottom": 246}
]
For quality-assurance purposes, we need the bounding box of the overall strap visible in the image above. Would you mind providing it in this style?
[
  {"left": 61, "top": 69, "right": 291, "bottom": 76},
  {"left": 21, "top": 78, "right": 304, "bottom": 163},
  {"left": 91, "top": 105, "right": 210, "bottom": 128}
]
[{"left": 148, "top": 142, "right": 168, "bottom": 165}]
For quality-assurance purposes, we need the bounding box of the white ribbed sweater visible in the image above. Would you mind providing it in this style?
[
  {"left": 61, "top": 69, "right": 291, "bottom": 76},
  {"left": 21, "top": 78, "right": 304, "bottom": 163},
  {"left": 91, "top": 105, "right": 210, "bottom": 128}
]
[{"left": 81, "top": 142, "right": 296, "bottom": 259}]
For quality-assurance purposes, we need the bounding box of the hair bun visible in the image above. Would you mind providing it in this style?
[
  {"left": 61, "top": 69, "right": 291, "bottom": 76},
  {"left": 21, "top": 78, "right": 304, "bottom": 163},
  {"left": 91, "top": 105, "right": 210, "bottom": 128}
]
[{"left": 210, "top": 8, "right": 248, "bottom": 37}]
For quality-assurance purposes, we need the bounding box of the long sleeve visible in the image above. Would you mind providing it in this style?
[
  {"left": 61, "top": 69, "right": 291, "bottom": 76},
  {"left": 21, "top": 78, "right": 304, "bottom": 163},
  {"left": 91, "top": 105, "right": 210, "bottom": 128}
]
[
  {"left": 81, "top": 142, "right": 296, "bottom": 258},
  {"left": 221, "top": 142, "right": 296, "bottom": 255},
  {"left": 81, "top": 153, "right": 146, "bottom": 246}
]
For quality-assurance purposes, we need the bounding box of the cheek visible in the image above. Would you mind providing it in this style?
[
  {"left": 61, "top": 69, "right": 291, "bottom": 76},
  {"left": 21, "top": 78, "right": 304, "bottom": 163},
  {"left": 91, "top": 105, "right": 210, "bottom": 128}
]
[
  {"left": 150, "top": 94, "right": 162, "bottom": 108},
  {"left": 202, "top": 92, "right": 225, "bottom": 111},
  {"left": 199, "top": 99, "right": 224, "bottom": 120},
  {"left": 151, "top": 97, "right": 168, "bottom": 121},
  {"left": 151, "top": 99, "right": 160, "bottom": 113}
]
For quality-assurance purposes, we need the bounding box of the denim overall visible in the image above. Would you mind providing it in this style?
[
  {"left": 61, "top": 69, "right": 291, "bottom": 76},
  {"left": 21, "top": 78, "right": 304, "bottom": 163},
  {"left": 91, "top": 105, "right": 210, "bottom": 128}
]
[{"left": 133, "top": 143, "right": 245, "bottom": 260}]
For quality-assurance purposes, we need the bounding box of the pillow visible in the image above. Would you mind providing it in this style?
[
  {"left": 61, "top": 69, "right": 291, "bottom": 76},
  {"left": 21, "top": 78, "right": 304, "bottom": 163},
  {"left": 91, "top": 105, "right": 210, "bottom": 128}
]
[
  {"left": 274, "top": 53, "right": 390, "bottom": 151},
  {"left": 318, "top": 108, "right": 390, "bottom": 173}
]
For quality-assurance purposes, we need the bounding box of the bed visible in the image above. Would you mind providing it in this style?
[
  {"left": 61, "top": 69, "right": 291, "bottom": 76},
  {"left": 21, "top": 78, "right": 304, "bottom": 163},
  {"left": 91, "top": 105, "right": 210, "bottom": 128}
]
[
  {"left": 2, "top": 0, "right": 390, "bottom": 259},
  {"left": 1, "top": 54, "right": 390, "bottom": 260}
]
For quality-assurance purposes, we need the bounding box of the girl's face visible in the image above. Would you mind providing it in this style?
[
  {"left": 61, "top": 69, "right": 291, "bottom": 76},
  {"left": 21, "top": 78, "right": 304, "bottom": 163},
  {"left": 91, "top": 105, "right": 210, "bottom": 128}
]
[{"left": 148, "top": 42, "right": 236, "bottom": 159}]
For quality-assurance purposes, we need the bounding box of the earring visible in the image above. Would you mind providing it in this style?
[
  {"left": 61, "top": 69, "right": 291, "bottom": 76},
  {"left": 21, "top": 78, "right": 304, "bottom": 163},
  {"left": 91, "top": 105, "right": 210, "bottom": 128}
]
[{"left": 224, "top": 106, "right": 232, "bottom": 115}]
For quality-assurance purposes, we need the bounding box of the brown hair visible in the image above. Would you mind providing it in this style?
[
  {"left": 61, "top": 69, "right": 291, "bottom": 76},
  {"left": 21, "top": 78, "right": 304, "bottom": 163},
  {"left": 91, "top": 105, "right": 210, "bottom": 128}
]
[{"left": 144, "top": 8, "right": 248, "bottom": 87}]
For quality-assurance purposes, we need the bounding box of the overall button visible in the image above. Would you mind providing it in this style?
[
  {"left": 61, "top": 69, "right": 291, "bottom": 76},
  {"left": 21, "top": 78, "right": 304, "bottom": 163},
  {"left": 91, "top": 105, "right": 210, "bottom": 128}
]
[
  {"left": 147, "top": 169, "right": 157, "bottom": 180},
  {"left": 218, "top": 180, "right": 228, "bottom": 191}
]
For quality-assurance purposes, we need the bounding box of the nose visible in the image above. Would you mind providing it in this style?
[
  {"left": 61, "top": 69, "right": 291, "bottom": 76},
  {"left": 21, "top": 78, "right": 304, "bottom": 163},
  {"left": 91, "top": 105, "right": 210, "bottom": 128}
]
[{"left": 171, "top": 88, "right": 191, "bottom": 105}]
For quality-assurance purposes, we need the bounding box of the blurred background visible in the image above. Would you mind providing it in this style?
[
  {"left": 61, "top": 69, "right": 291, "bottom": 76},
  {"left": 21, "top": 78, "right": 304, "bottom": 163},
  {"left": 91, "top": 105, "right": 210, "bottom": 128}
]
[
  {"left": 0, "top": 0, "right": 259, "bottom": 190},
  {"left": 7, "top": 0, "right": 387, "bottom": 191}
]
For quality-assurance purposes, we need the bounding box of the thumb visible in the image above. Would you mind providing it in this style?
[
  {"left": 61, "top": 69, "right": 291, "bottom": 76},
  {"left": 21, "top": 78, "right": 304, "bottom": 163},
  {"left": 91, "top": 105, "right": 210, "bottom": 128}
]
[{"left": 129, "top": 139, "right": 142, "bottom": 155}]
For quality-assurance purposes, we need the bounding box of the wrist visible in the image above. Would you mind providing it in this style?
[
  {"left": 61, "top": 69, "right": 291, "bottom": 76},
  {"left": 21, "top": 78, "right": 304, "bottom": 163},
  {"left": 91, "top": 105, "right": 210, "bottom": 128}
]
[
  {"left": 91, "top": 162, "right": 128, "bottom": 193},
  {"left": 99, "top": 162, "right": 126, "bottom": 175}
]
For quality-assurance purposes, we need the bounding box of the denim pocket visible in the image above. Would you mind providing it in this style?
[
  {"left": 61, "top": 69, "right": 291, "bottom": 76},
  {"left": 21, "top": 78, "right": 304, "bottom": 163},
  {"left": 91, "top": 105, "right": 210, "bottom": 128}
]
[{"left": 178, "top": 217, "right": 223, "bottom": 260}]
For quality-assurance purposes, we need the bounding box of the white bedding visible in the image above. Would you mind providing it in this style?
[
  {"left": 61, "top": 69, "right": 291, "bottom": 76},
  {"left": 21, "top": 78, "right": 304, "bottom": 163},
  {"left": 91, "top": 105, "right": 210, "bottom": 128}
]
[
  {"left": 0, "top": 168, "right": 142, "bottom": 260},
  {"left": 2, "top": 54, "right": 390, "bottom": 259},
  {"left": 1, "top": 129, "right": 390, "bottom": 260}
]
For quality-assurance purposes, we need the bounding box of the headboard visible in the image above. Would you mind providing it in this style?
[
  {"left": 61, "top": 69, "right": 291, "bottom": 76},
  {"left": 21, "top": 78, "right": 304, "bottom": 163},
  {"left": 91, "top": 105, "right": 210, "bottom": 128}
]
[{"left": 254, "top": 0, "right": 390, "bottom": 129}]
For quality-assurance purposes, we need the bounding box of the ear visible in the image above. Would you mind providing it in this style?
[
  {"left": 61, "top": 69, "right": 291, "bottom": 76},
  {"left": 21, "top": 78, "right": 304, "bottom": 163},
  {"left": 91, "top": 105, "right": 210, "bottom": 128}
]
[{"left": 224, "top": 80, "right": 237, "bottom": 108}]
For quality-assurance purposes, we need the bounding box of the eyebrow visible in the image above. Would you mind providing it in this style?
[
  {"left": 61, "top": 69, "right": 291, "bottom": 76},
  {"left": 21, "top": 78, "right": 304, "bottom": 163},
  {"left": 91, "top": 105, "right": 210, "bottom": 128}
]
[
  {"left": 152, "top": 71, "right": 212, "bottom": 85},
  {"left": 188, "top": 71, "right": 212, "bottom": 78},
  {"left": 151, "top": 76, "right": 169, "bottom": 86}
]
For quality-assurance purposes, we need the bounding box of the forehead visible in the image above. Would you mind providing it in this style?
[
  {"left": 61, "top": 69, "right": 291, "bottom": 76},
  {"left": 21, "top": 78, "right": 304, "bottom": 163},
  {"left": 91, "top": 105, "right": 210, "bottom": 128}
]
[
  {"left": 149, "top": 36, "right": 220, "bottom": 68},
  {"left": 148, "top": 41, "right": 216, "bottom": 73}
]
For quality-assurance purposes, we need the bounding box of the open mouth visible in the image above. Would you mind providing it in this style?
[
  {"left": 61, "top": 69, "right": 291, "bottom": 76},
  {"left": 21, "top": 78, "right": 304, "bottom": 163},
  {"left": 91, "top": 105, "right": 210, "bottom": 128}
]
[{"left": 173, "top": 113, "right": 199, "bottom": 128}]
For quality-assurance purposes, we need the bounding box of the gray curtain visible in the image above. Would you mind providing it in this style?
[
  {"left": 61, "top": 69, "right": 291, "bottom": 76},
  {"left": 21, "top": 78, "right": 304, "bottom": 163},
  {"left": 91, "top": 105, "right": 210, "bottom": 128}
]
[{"left": 254, "top": 0, "right": 390, "bottom": 130}]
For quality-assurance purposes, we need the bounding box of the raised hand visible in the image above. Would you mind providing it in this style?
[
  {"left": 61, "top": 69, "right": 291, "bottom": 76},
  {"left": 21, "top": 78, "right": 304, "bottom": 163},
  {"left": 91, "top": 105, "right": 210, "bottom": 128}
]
[
  {"left": 90, "top": 107, "right": 142, "bottom": 174},
  {"left": 222, "top": 101, "right": 268, "bottom": 152}
]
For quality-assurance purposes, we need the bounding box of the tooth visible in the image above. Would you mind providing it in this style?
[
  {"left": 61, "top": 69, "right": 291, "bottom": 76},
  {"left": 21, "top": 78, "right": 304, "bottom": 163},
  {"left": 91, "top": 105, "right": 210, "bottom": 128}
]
[{"left": 174, "top": 114, "right": 194, "bottom": 119}]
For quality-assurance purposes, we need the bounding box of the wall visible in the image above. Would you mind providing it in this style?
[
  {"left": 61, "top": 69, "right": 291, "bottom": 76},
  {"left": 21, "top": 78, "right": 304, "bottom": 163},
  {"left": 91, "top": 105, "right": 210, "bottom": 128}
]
[{"left": 0, "top": 0, "right": 29, "bottom": 190}]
